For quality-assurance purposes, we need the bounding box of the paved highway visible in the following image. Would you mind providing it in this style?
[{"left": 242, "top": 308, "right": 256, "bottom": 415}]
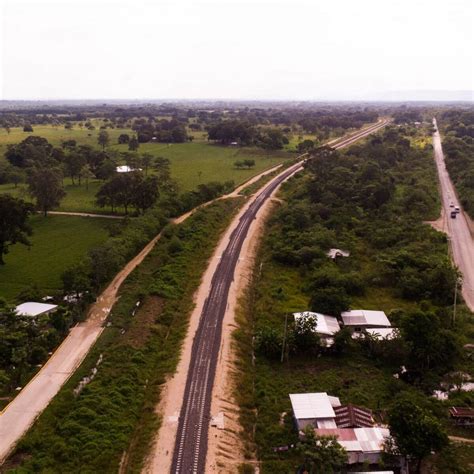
[
  {"left": 433, "top": 118, "right": 474, "bottom": 310},
  {"left": 170, "top": 119, "right": 389, "bottom": 473}
]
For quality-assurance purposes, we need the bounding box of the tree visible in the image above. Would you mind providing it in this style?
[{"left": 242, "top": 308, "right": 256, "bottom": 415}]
[
  {"left": 387, "top": 396, "right": 449, "bottom": 472},
  {"left": 255, "top": 327, "right": 282, "bottom": 359},
  {"left": 0, "top": 195, "right": 34, "bottom": 265},
  {"left": 243, "top": 159, "right": 255, "bottom": 169},
  {"left": 96, "top": 159, "right": 117, "bottom": 181},
  {"left": 128, "top": 136, "right": 139, "bottom": 151},
  {"left": 234, "top": 160, "right": 244, "bottom": 169},
  {"left": 133, "top": 176, "right": 160, "bottom": 213},
  {"left": 64, "top": 151, "right": 86, "bottom": 185},
  {"left": 97, "top": 130, "right": 110, "bottom": 151},
  {"left": 297, "top": 426, "right": 348, "bottom": 473},
  {"left": 79, "top": 164, "right": 95, "bottom": 189},
  {"left": 62, "top": 262, "right": 92, "bottom": 298},
  {"left": 400, "top": 310, "right": 460, "bottom": 376},
  {"left": 141, "top": 153, "right": 153, "bottom": 176},
  {"left": 309, "top": 286, "right": 350, "bottom": 316},
  {"left": 27, "top": 168, "right": 66, "bottom": 216},
  {"left": 5, "top": 136, "right": 55, "bottom": 168},
  {"left": 118, "top": 133, "right": 130, "bottom": 144},
  {"left": 297, "top": 139, "right": 315, "bottom": 153},
  {"left": 293, "top": 313, "right": 320, "bottom": 353},
  {"left": 23, "top": 124, "right": 33, "bottom": 132}
]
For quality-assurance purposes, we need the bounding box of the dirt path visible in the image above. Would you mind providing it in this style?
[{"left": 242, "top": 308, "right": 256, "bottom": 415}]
[
  {"left": 449, "top": 435, "right": 474, "bottom": 445},
  {"left": 44, "top": 211, "right": 125, "bottom": 219}
]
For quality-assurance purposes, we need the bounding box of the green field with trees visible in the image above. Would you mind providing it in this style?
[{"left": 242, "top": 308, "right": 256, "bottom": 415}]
[
  {"left": 233, "top": 125, "right": 474, "bottom": 473},
  {"left": 0, "top": 215, "right": 110, "bottom": 300}
]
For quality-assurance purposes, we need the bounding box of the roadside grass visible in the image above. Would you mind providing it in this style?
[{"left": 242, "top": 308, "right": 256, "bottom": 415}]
[
  {"left": 6, "top": 197, "right": 245, "bottom": 473},
  {"left": 0, "top": 215, "right": 110, "bottom": 301}
]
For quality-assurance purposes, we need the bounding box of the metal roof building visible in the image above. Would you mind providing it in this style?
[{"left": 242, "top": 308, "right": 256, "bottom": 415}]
[
  {"left": 341, "top": 309, "right": 391, "bottom": 329},
  {"left": 315, "top": 427, "right": 391, "bottom": 464},
  {"left": 289, "top": 392, "right": 341, "bottom": 430},
  {"left": 15, "top": 302, "right": 58, "bottom": 317},
  {"left": 293, "top": 312, "right": 341, "bottom": 336}
]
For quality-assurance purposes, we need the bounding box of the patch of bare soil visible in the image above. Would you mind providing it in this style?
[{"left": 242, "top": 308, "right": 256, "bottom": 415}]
[
  {"left": 122, "top": 296, "right": 164, "bottom": 349},
  {"left": 425, "top": 208, "right": 448, "bottom": 234}
]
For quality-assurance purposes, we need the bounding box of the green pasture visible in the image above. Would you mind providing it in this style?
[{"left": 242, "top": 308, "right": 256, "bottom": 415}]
[
  {"left": 0, "top": 126, "right": 292, "bottom": 212},
  {"left": 0, "top": 215, "right": 110, "bottom": 300}
]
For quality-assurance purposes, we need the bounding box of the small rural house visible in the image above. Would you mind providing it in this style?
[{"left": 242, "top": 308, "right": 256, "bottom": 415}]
[
  {"left": 327, "top": 248, "right": 350, "bottom": 259},
  {"left": 289, "top": 392, "right": 342, "bottom": 430},
  {"left": 449, "top": 407, "right": 474, "bottom": 426},
  {"left": 293, "top": 312, "right": 340, "bottom": 347},
  {"left": 290, "top": 392, "right": 397, "bottom": 467},
  {"left": 341, "top": 309, "right": 391, "bottom": 334},
  {"left": 15, "top": 302, "right": 58, "bottom": 318},
  {"left": 116, "top": 165, "right": 142, "bottom": 173},
  {"left": 315, "top": 426, "right": 391, "bottom": 465}
]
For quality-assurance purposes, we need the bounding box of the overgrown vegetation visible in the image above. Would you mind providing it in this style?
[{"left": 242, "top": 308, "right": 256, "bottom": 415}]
[
  {"left": 437, "top": 109, "right": 474, "bottom": 218},
  {"left": 6, "top": 197, "right": 244, "bottom": 473},
  {"left": 233, "top": 125, "right": 474, "bottom": 472}
]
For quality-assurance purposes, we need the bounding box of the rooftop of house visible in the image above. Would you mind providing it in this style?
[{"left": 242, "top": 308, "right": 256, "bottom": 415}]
[
  {"left": 293, "top": 311, "right": 341, "bottom": 336},
  {"left": 334, "top": 404, "right": 375, "bottom": 428},
  {"left": 341, "top": 309, "right": 391, "bottom": 328},
  {"left": 450, "top": 407, "right": 474, "bottom": 418},
  {"left": 15, "top": 302, "right": 58, "bottom": 317},
  {"left": 289, "top": 392, "right": 341, "bottom": 420},
  {"left": 315, "top": 427, "right": 390, "bottom": 453}
]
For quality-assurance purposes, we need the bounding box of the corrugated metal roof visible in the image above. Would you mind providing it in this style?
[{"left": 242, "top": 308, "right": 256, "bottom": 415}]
[
  {"left": 290, "top": 393, "right": 339, "bottom": 420},
  {"left": 450, "top": 407, "right": 474, "bottom": 418},
  {"left": 315, "top": 427, "right": 390, "bottom": 453},
  {"left": 334, "top": 404, "right": 374, "bottom": 428},
  {"left": 293, "top": 312, "right": 341, "bottom": 336},
  {"left": 341, "top": 309, "right": 390, "bottom": 327}
]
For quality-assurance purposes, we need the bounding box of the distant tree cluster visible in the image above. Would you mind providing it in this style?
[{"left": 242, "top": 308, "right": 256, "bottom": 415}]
[{"left": 132, "top": 118, "right": 188, "bottom": 143}]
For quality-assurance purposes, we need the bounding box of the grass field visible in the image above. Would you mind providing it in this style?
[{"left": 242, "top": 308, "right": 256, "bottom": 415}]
[
  {"left": 0, "top": 126, "right": 292, "bottom": 213},
  {"left": 0, "top": 215, "right": 110, "bottom": 300}
]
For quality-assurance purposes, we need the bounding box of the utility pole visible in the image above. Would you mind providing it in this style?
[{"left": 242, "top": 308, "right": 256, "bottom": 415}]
[
  {"left": 281, "top": 313, "right": 288, "bottom": 363},
  {"left": 452, "top": 277, "right": 459, "bottom": 326}
]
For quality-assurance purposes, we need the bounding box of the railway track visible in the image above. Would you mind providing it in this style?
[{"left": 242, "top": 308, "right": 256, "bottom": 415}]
[{"left": 170, "top": 119, "right": 390, "bottom": 473}]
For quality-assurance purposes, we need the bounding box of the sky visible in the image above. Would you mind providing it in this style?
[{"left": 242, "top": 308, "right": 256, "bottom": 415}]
[{"left": 0, "top": 0, "right": 472, "bottom": 101}]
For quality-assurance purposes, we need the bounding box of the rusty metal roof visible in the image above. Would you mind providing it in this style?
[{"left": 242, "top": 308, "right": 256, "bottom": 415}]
[{"left": 335, "top": 404, "right": 374, "bottom": 428}]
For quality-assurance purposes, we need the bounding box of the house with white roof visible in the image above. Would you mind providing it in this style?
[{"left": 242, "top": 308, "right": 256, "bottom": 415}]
[
  {"left": 290, "top": 392, "right": 402, "bottom": 468},
  {"left": 289, "top": 392, "right": 341, "bottom": 430},
  {"left": 116, "top": 165, "right": 142, "bottom": 173},
  {"left": 293, "top": 312, "right": 341, "bottom": 347},
  {"left": 15, "top": 302, "right": 58, "bottom": 318},
  {"left": 341, "top": 309, "right": 391, "bottom": 334}
]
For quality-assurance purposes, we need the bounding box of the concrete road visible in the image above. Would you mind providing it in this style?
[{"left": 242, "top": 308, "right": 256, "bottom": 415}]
[
  {"left": 433, "top": 118, "right": 474, "bottom": 310},
  {"left": 170, "top": 119, "right": 389, "bottom": 473}
]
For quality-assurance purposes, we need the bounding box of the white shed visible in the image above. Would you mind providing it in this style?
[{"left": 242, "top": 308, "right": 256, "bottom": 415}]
[{"left": 15, "top": 302, "right": 58, "bottom": 318}]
